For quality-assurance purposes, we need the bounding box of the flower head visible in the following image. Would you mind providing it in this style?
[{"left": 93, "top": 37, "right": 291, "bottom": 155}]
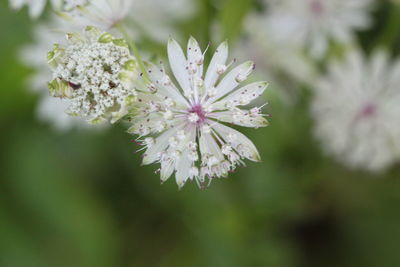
[
  {"left": 129, "top": 0, "right": 196, "bottom": 42},
  {"left": 48, "top": 26, "right": 138, "bottom": 124},
  {"left": 264, "top": 0, "right": 373, "bottom": 58},
  {"left": 312, "top": 50, "right": 400, "bottom": 172},
  {"left": 129, "top": 37, "right": 269, "bottom": 189},
  {"left": 60, "top": 0, "right": 133, "bottom": 29},
  {"left": 234, "top": 14, "right": 316, "bottom": 101}
]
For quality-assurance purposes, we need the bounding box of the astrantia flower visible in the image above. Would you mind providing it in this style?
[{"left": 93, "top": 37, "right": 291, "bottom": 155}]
[
  {"left": 129, "top": 37, "right": 269, "bottom": 189},
  {"left": 264, "top": 0, "right": 373, "bottom": 58},
  {"left": 60, "top": 0, "right": 133, "bottom": 29},
  {"left": 61, "top": 0, "right": 195, "bottom": 41},
  {"left": 312, "top": 50, "right": 400, "bottom": 172},
  {"left": 234, "top": 14, "right": 316, "bottom": 101},
  {"left": 129, "top": 0, "right": 196, "bottom": 42},
  {"left": 9, "top": 0, "right": 62, "bottom": 18},
  {"left": 48, "top": 26, "right": 138, "bottom": 124}
]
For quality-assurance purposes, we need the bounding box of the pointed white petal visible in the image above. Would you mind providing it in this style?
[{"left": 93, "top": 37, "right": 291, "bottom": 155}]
[
  {"left": 175, "top": 149, "right": 192, "bottom": 189},
  {"left": 29, "top": 0, "right": 46, "bottom": 18},
  {"left": 204, "top": 41, "right": 228, "bottom": 88},
  {"left": 168, "top": 38, "right": 191, "bottom": 92},
  {"left": 210, "top": 111, "right": 269, "bottom": 128},
  {"left": 212, "top": 81, "right": 268, "bottom": 110},
  {"left": 213, "top": 122, "right": 261, "bottom": 162},
  {"left": 199, "top": 131, "right": 225, "bottom": 162},
  {"left": 142, "top": 124, "right": 185, "bottom": 165},
  {"left": 187, "top": 36, "right": 203, "bottom": 79},
  {"left": 143, "top": 61, "right": 189, "bottom": 107},
  {"left": 128, "top": 114, "right": 177, "bottom": 135},
  {"left": 10, "top": 0, "right": 25, "bottom": 9},
  {"left": 210, "top": 61, "right": 255, "bottom": 103},
  {"left": 175, "top": 127, "right": 197, "bottom": 188},
  {"left": 160, "top": 158, "right": 175, "bottom": 183}
]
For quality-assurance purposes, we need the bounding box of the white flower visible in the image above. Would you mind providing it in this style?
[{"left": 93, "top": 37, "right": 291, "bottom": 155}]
[
  {"left": 264, "top": 0, "right": 373, "bottom": 58},
  {"left": 129, "top": 37, "right": 269, "bottom": 189},
  {"left": 234, "top": 14, "right": 317, "bottom": 101},
  {"left": 48, "top": 26, "right": 138, "bottom": 124},
  {"left": 9, "top": 0, "right": 63, "bottom": 18},
  {"left": 60, "top": 0, "right": 195, "bottom": 41},
  {"left": 312, "top": 49, "right": 400, "bottom": 172},
  {"left": 60, "top": 0, "right": 133, "bottom": 29},
  {"left": 20, "top": 18, "right": 92, "bottom": 130},
  {"left": 129, "top": 0, "right": 196, "bottom": 42}
]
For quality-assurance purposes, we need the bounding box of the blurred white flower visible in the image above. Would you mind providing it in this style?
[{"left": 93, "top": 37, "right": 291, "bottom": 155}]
[
  {"left": 36, "top": 95, "right": 91, "bottom": 130},
  {"left": 47, "top": 26, "right": 138, "bottom": 124},
  {"left": 61, "top": 0, "right": 133, "bottom": 29},
  {"left": 129, "top": 37, "right": 269, "bottom": 189},
  {"left": 234, "top": 14, "right": 317, "bottom": 101},
  {"left": 312, "top": 49, "right": 400, "bottom": 172},
  {"left": 9, "top": 0, "right": 62, "bottom": 18},
  {"left": 264, "top": 0, "right": 373, "bottom": 58},
  {"left": 128, "top": 0, "right": 196, "bottom": 42},
  {"left": 61, "top": 0, "right": 195, "bottom": 41}
]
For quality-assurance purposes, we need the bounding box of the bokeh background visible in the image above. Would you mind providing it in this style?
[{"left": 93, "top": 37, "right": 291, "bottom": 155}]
[{"left": 2, "top": 0, "right": 400, "bottom": 266}]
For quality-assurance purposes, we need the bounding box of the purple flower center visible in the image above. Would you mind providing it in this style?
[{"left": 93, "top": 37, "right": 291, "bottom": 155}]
[
  {"left": 360, "top": 103, "right": 376, "bottom": 118},
  {"left": 188, "top": 104, "right": 207, "bottom": 124},
  {"left": 310, "top": 0, "right": 324, "bottom": 15}
]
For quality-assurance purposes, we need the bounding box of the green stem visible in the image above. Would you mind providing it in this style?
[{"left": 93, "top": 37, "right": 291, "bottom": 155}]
[{"left": 115, "top": 23, "right": 151, "bottom": 85}]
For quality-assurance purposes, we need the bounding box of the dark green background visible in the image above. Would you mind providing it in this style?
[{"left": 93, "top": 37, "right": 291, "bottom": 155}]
[{"left": 1, "top": 1, "right": 400, "bottom": 266}]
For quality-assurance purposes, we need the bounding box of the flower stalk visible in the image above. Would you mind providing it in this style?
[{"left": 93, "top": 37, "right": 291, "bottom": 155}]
[{"left": 115, "top": 23, "right": 151, "bottom": 85}]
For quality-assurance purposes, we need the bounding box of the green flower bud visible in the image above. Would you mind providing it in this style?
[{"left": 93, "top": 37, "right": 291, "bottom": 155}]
[
  {"left": 98, "top": 32, "right": 113, "bottom": 43},
  {"left": 123, "top": 60, "right": 137, "bottom": 71},
  {"left": 118, "top": 72, "right": 130, "bottom": 82},
  {"left": 112, "top": 38, "right": 128, "bottom": 47},
  {"left": 48, "top": 78, "right": 73, "bottom": 98}
]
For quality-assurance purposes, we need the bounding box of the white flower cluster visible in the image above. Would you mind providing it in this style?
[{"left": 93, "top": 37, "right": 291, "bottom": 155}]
[
  {"left": 129, "top": 37, "right": 269, "bottom": 188},
  {"left": 312, "top": 50, "right": 400, "bottom": 172},
  {"left": 48, "top": 26, "right": 138, "bottom": 123}
]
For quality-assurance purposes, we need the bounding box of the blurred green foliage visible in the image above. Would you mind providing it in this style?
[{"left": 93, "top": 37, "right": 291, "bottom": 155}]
[{"left": 1, "top": 0, "right": 400, "bottom": 267}]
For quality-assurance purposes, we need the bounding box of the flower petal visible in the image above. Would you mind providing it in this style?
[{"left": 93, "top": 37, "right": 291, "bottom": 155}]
[
  {"left": 174, "top": 127, "right": 196, "bottom": 188},
  {"left": 29, "top": 0, "right": 46, "bottom": 18},
  {"left": 168, "top": 38, "right": 191, "bottom": 93},
  {"left": 160, "top": 158, "right": 175, "bottom": 183},
  {"left": 204, "top": 41, "right": 228, "bottom": 89},
  {"left": 210, "top": 110, "right": 269, "bottom": 128},
  {"left": 142, "top": 124, "right": 185, "bottom": 165},
  {"left": 211, "top": 81, "right": 268, "bottom": 110},
  {"left": 209, "top": 61, "right": 255, "bottom": 103},
  {"left": 213, "top": 122, "right": 261, "bottom": 162},
  {"left": 199, "top": 131, "right": 225, "bottom": 163},
  {"left": 175, "top": 149, "right": 193, "bottom": 189},
  {"left": 187, "top": 36, "right": 203, "bottom": 79},
  {"left": 143, "top": 61, "right": 189, "bottom": 107}
]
